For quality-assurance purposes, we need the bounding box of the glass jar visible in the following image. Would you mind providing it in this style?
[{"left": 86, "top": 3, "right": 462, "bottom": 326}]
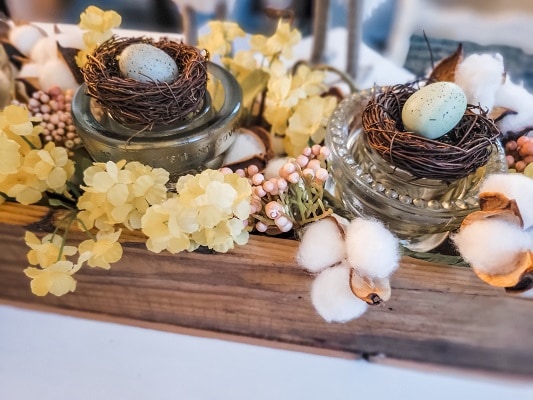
[
  {"left": 71, "top": 62, "right": 242, "bottom": 182},
  {"left": 326, "top": 87, "right": 508, "bottom": 251}
]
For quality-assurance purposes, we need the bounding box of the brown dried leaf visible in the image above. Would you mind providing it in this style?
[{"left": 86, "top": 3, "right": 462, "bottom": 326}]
[
  {"left": 489, "top": 106, "right": 517, "bottom": 122},
  {"left": 429, "top": 43, "right": 463, "bottom": 82},
  {"left": 474, "top": 251, "right": 533, "bottom": 288},
  {"left": 57, "top": 42, "right": 84, "bottom": 84},
  {"left": 222, "top": 125, "right": 274, "bottom": 172},
  {"left": 349, "top": 269, "right": 391, "bottom": 305}
]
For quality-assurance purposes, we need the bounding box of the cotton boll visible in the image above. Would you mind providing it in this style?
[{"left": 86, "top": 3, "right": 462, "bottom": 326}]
[
  {"left": 455, "top": 53, "right": 505, "bottom": 111},
  {"left": 9, "top": 24, "right": 45, "bottom": 56},
  {"left": 452, "top": 218, "right": 533, "bottom": 275},
  {"left": 345, "top": 218, "right": 399, "bottom": 279},
  {"left": 18, "top": 63, "right": 40, "bottom": 78},
  {"left": 480, "top": 173, "right": 533, "bottom": 229},
  {"left": 39, "top": 58, "right": 78, "bottom": 91},
  {"left": 494, "top": 78, "right": 533, "bottom": 135},
  {"left": 263, "top": 157, "right": 288, "bottom": 180},
  {"left": 297, "top": 217, "right": 345, "bottom": 272},
  {"left": 311, "top": 263, "right": 368, "bottom": 323},
  {"left": 30, "top": 37, "right": 59, "bottom": 64}
]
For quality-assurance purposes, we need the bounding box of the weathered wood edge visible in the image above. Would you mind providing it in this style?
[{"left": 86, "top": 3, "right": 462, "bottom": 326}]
[{"left": 1, "top": 202, "right": 533, "bottom": 377}]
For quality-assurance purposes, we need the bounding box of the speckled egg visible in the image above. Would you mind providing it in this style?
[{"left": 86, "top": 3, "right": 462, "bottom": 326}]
[
  {"left": 118, "top": 43, "right": 179, "bottom": 83},
  {"left": 401, "top": 82, "right": 467, "bottom": 140}
]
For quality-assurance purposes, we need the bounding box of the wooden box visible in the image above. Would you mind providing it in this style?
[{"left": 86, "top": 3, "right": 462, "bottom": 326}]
[{"left": 1, "top": 202, "right": 532, "bottom": 377}]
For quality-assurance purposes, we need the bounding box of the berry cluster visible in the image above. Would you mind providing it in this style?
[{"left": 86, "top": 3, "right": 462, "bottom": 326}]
[
  {"left": 222, "top": 145, "right": 332, "bottom": 235},
  {"left": 505, "top": 135, "right": 533, "bottom": 173},
  {"left": 14, "top": 86, "right": 79, "bottom": 154}
]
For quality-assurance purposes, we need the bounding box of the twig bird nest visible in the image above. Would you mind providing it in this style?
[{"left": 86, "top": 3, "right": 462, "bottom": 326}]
[
  {"left": 361, "top": 82, "right": 501, "bottom": 181},
  {"left": 82, "top": 36, "right": 208, "bottom": 128}
]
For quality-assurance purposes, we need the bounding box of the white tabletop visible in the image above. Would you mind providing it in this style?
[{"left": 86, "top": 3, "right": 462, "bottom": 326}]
[{"left": 1, "top": 304, "right": 532, "bottom": 400}]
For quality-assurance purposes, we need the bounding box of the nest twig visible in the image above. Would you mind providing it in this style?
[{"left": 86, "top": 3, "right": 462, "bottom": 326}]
[
  {"left": 82, "top": 36, "right": 208, "bottom": 128},
  {"left": 361, "top": 82, "right": 500, "bottom": 180}
]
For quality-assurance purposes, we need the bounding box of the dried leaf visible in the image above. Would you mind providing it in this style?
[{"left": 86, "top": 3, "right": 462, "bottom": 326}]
[
  {"left": 429, "top": 43, "right": 463, "bottom": 82},
  {"left": 474, "top": 250, "right": 533, "bottom": 288},
  {"left": 489, "top": 106, "right": 517, "bottom": 122},
  {"left": 57, "top": 43, "right": 84, "bottom": 84},
  {"left": 349, "top": 269, "right": 391, "bottom": 305},
  {"left": 222, "top": 125, "right": 274, "bottom": 172}
]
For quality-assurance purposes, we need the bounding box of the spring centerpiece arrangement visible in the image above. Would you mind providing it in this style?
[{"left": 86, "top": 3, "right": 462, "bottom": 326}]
[{"left": 1, "top": 6, "right": 533, "bottom": 324}]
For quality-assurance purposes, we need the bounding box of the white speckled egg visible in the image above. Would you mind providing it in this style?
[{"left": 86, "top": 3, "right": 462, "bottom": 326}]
[
  {"left": 401, "top": 82, "right": 467, "bottom": 140},
  {"left": 118, "top": 43, "right": 179, "bottom": 83}
]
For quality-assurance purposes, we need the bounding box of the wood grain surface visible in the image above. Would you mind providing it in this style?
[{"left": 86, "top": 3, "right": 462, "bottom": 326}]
[{"left": 1, "top": 202, "right": 532, "bottom": 376}]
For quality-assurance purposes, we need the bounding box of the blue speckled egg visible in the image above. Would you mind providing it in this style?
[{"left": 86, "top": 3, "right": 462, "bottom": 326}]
[
  {"left": 401, "top": 82, "right": 467, "bottom": 140},
  {"left": 118, "top": 43, "right": 179, "bottom": 83}
]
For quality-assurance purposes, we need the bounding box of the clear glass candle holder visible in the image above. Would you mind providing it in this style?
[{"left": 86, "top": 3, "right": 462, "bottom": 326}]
[
  {"left": 72, "top": 62, "right": 242, "bottom": 182},
  {"left": 326, "top": 87, "right": 508, "bottom": 252}
]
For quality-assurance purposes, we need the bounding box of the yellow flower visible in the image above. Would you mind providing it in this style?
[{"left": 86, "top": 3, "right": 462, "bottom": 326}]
[
  {"left": 23, "top": 252, "right": 90, "bottom": 297},
  {"left": 141, "top": 197, "right": 195, "bottom": 254},
  {"left": 78, "top": 160, "right": 169, "bottom": 231},
  {"left": 285, "top": 95, "right": 338, "bottom": 156},
  {"left": 25, "top": 231, "right": 77, "bottom": 268},
  {"left": 198, "top": 21, "right": 245, "bottom": 57},
  {"left": 0, "top": 169, "right": 47, "bottom": 204},
  {"left": 23, "top": 142, "right": 75, "bottom": 193},
  {"left": 79, "top": 6, "right": 121, "bottom": 33},
  {"left": 78, "top": 229, "right": 123, "bottom": 269},
  {"left": 0, "top": 104, "right": 42, "bottom": 152},
  {"left": 0, "top": 133, "right": 21, "bottom": 175},
  {"left": 251, "top": 20, "right": 301, "bottom": 59},
  {"left": 24, "top": 262, "right": 78, "bottom": 296},
  {"left": 142, "top": 170, "right": 252, "bottom": 254}
]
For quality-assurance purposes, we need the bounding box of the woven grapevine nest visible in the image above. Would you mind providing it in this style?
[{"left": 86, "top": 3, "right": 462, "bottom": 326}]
[
  {"left": 81, "top": 36, "right": 208, "bottom": 128},
  {"left": 361, "top": 82, "right": 501, "bottom": 181}
]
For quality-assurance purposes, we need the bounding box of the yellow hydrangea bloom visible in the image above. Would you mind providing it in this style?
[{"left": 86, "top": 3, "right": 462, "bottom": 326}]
[
  {"left": 0, "top": 133, "right": 21, "bottom": 175},
  {"left": 23, "top": 142, "right": 75, "bottom": 194},
  {"left": 23, "top": 252, "right": 91, "bottom": 297},
  {"left": 25, "top": 231, "right": 77, "bottom": 268},
  {"left": 78, "top": 160, "right": 169, "bottom": 231},
  {"left": 0, "top": 169, "right": 47, "bottom": 205},
  {"left": 198, "top": 21, "right": 245, "bottom": 57},
  {"left": 284, "top": 95, "right": 338, "bottom": 156},
  {"left": 142, "top": 170, "right": 251, "bottom": 254},
  {"left": 0, "top": 104, "right": 42, "bottom": 153},
  {"left": 78, "top": 229, "right": 123, "bottom": 269},
  {"left": 250, "top": 19, "right": 301, "bottom": 59},
  {"left": 79, "top": 6, "right": 121, "bottom": 33}
]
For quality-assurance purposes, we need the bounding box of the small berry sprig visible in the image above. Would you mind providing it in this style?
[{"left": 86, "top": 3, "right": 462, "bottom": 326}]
[
  {"left": 13, "top": 86, "right": 80, "bottom": 154},
  {"left": 222, "top": 145, "right": 333, "bottom": 235},
  {"left": 505, "top": 134, "right": 533, "bottom": 173}
]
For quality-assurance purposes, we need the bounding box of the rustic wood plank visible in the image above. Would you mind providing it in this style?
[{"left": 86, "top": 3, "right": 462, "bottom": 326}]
[{"left": 0, "top": 202, "right": 532, "bottom": 376}]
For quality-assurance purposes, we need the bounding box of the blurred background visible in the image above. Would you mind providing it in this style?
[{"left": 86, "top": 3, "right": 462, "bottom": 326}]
[{"left": 3, "top": 0, "right": 533, "bottom": 88}]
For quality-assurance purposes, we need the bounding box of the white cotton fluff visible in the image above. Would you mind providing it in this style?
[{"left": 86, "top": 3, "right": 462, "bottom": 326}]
[
  {"left": 30, "top": 37, "right": 59, "bottom": 64},
  {"left": 311, "top": 263, "right": 368, "bottom": 323},
  {"left": 8, "top": 24, "right": 44, "bottom": 56},
  {"left": 345, "top": 218, "right": 399, "bottom": 279},
  {"left": 455, "top": 53, "right": 505, "bottom": 111},
  {"left": 263, "top": 157, "right": 288, "bottom": 180},
  {"left": 296, "top": 218, "right": 346, "bottom": 272},
  {"left": 480, "top": 173, "right": 533, "bottom": 230},
  {"left": 494, "top": 78, "right": 533, "bottom": 135},
  {"left": 452, "top": 218, "right": 533, "bottom": 275},
  {"left": 39, "top": 58, "right": 78, "bottom": 92}
]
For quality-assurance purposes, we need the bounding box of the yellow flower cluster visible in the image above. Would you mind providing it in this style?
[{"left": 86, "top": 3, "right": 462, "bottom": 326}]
[
  {"left": 77, "top": 160, "right": 170, "bottom": 231},
  {"left": 142, "top": 169, "right": 252, "bottom": 254},
  {"left": 0, "top": 105, "right": 74, "bottom": 205},
  {"left": 198, "top": 19, "right": 336, "bottom": 157},
  {"left": 76, "top": 5, "right": 122, "bottom": 67},
  {"left": 23, "top": 231, "right": 88, "bottom": 296}
]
